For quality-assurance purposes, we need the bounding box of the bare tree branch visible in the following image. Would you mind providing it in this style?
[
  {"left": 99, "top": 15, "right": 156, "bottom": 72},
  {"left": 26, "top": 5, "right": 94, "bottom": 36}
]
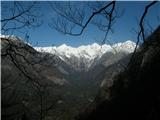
[
  {"left": 1, "top": 1, "right": 42, "bottom": 34},
  {"left": 137, "top": 1, "right": 158, "bottom": 44},
  {"left": 129, "top": 1, "right": 158, "bottom": 66},
  {"left": 49, "top": 1, "right": 116, "bottom": 37},
  {"left": 1, "top": 2, "right": 35, "bottom": 22}
]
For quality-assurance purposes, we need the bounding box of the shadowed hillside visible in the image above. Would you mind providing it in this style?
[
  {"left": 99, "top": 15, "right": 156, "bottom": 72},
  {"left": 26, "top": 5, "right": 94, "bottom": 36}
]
[
  {"left": 1, "top": 36, "right": 68, "bottom": 120},
  {"left": 77, "top": 26, "right": 160, "bottom": 120}
]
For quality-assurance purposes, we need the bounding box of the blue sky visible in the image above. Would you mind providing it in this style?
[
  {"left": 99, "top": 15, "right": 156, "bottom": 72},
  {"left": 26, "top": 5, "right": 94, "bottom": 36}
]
[{"left": 1, "top": 1, "right": 160, "bottom": 47}]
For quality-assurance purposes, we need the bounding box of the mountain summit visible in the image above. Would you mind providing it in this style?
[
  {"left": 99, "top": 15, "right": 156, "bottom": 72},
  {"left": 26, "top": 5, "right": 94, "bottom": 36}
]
[{"left": 35, "top": 41, "right": 136, "bottom": 71}]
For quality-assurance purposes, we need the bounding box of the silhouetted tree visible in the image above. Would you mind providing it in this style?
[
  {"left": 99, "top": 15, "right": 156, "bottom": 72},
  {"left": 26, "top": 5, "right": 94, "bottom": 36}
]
[
  {"left": 49, "top": 1, "right": 117, "bottom": 44},
  {"left": 1, "top": 1, "right": 42, "bottom": 36},
  {"left": 49, "top": 1, "right": 159, "bottom": 48}
]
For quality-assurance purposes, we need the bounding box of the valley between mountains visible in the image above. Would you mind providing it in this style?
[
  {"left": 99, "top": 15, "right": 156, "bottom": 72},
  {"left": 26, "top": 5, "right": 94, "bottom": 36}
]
[{"left": 1, "top": 35, "right": 136, "bottom": 120}]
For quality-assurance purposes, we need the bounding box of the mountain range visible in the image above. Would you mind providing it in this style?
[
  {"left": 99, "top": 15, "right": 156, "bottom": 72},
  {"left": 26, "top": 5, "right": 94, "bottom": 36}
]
[{"left": 35, "top": 40, "right": 136, "bottom": 72}]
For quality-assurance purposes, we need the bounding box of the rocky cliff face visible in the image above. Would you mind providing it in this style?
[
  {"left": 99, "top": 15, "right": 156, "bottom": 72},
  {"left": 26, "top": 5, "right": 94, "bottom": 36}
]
[{"left": 77, "top": 26, "right": 160, "bottom": 120}]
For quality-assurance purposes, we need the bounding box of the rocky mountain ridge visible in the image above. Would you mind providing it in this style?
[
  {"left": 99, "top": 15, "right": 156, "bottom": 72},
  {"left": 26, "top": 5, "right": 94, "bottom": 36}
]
[{"left": 35, "top": 40, "right": 136, "bottom": 72}]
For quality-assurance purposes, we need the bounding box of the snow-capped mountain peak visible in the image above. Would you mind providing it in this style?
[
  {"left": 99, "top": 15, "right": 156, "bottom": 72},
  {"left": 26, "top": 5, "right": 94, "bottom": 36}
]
[
  {"left": 35, "top": 40, "right": 135, "bottom": 59},
  {"left": 112, "top": 40, "right": 136, "bottom": 53},
  {"left": 35, "top": 40, "right": 136, "bottom": 71}
]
